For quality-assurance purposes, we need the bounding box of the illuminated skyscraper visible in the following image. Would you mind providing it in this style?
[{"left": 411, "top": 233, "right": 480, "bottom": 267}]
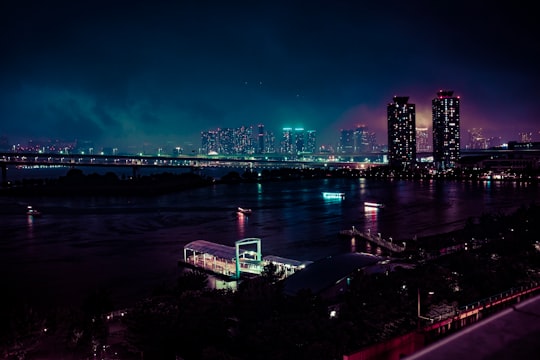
[
  {"left": 233, "top": 125, "right": 253, "bottom": 154},
  {"left": 387, "top": 96, "right": 416, "bottom": 169},
  {"left": 339, "top": 125, "right": 376, "bottom": 155},
  {"left": 200, "top": 130, "right": 219, "bottom": 154},
  {"left": 338, "top": 129, "right": 355, "bottom": 154},
  {"left": 256, "top": 124, "right": 275, "bottom": 153},
  {"left": 354, "top": 124, "right": 373, "bottom": 153},
  {"left": 305, "top": 130, "right": 317, "bottom": 153},
  {"left": 293, "top": 128, "right": 305, "bottom": 154},
  {"left": 519, "top": 132, "right": 532, "bottom": 142},
  {"left": 280, "top": 127, "right": 314, "bottom": 155},
  {"left": 416, "top": 127, "right": 430, "bottom": 153},
  {"left": 281, "top": 127, "right": 294, "bottom": 154},
  {"left": 257, "top": 124, "right": 265, "bottom": 153},
  {"left": 264, "top": 130, "right": 276, "bottom": 153},
  {"left": 432, "top": 90, "right": 460, "bottom": 169},
  {"left": 467, "top": 128, "right": 487, "bottom": 149}
]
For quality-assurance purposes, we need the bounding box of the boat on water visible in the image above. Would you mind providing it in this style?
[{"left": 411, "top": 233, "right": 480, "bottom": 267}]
[
  {"left": 26, "top": 205, "right": 42, "bottom": 216},
  {"left": 364, "top": 201, "right": 385, "bottom": 209},
  {"left": 322, "top": 192, "right": 345, "bottom": 200},
  {"left": 237, "top": 207, "right": 252, "bottom": 215}
]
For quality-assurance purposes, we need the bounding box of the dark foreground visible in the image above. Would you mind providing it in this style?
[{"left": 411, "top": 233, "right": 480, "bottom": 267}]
[{"left": 2, "top": 201, "right": 539, "bottom": 359}]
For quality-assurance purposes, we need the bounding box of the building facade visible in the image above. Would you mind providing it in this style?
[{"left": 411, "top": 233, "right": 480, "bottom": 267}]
[
  {"left": 305, "top": 130, "right": 317, "bottom": 154},
  {"left": 338, "top": 129, "right": 355, "bottom": 154},
  {"left": 467, "top": 128, "right": 487, "bottom": 150},
  {"left": 200, "top": 126, "right": 258, "bottom": 155},
  {"left": 280, "top": 127, "right": 316, "bottom": 155},
  {"left": 338, "top": 124, "right": 375, "bottom": 155},
  {"left": 416, "top": 127, "right": 430, "bottom": 153},
  {"left": 387, "top": 96, "right": 416, "bottom": 169},
  {"left": 432, "top": 90, "right": 460, "bottom": 170},
  {"left": 257, "top": 124, "right": 265, "bottom": 153}
]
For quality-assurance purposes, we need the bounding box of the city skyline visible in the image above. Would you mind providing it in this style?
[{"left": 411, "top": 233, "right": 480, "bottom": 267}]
[
  {"left": 0, "top": 116, "right": 537, "bottom": 156},
  {"left": 1, "top": 1, "right": 538, "bottom": 150}
]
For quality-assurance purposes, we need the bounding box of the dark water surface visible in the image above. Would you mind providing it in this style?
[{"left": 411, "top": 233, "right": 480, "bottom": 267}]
[{"left": 1, "top": 177, "right": 537, "bottom": 310}]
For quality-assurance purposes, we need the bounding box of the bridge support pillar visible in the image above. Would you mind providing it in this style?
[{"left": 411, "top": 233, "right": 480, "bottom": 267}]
[
  {"left": 1, "top": 163, "right": 6, "bottom": 186},
  {"left": 132, "top": 165, "right": 139, "bottom": 179}
]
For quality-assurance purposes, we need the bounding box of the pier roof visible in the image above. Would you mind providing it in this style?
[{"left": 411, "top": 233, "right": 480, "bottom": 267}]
[
  {"left": 263, "top": 255, "right": 313, "bottom": 268},
  {"left": 184, "top": 240, "right": 237, "bottom": 260},
  {"left": 184, "top": 240, "right": 307, "bottom": 268}
]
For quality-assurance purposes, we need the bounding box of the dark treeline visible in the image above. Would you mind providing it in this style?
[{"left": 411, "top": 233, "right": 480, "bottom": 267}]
[
  {"left": 3, "top": 164, "right": 539, "bottom": 198},
  {"left": 1, "top": 168, "right": 216, "bottom": 196},
  {"left": 0, "top": 167, "right": 361, "bottom": 197}
]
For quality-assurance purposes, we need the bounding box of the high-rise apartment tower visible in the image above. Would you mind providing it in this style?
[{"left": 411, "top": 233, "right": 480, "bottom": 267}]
[
  {"left": 432, "top": 90, "right": 460, "bottom": 170},
  {"left": 387, "top": 96, "right": 416, "bottom": 169}
]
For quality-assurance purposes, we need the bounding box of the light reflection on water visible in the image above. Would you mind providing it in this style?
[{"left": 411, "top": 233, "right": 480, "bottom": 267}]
[
  {"left": 363, "top": 206, "right": 379, "bottom": 235},
  {"left": 236, "top": 211, "right": 248, "bottom": 239}
]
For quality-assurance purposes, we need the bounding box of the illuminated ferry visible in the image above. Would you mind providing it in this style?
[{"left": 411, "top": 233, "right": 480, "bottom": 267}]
[
  {"left": 322, "top": 192, "right": 345, "bottom": 200},
  {"left": 237, "top": 207, "right": 252, "bottom": 215},
  {"left": 26, "top": 205, "right": 42, "bottom": 216},
  {"left": 364, "top": 201, "right": 385, "bottom": 209}
]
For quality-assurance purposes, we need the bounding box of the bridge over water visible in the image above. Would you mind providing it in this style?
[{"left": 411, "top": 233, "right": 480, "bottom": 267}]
[
  {"left": 3, "top": 148, "right": 537, "bottom": 183},
  {"left": 0, "top": 151, "right": 385, "bottom": 183}
]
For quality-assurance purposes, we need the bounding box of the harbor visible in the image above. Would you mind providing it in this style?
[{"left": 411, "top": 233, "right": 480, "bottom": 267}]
[{"left": 180, "top": 238, "right": 313, "bottom": 283}]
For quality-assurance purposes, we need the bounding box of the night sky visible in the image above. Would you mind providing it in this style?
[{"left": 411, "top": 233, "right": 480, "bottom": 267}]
[{"left": 1, "top": 0, "right": 538, "bottom": 151}]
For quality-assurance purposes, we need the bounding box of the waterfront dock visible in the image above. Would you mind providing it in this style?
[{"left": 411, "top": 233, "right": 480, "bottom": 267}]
[{"left": 339, "top": 226, "right": 406, "bottom": 253}]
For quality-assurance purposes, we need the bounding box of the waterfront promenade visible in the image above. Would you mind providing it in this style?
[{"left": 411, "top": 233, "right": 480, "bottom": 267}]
[{"left": 344, "top": 284, "right": 540, "bottom": 360}]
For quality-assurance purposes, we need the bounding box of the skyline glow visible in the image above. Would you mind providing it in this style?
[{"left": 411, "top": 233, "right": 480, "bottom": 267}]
[{"left": 1, "top": 1, "right": 538, "bottom": 150}]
